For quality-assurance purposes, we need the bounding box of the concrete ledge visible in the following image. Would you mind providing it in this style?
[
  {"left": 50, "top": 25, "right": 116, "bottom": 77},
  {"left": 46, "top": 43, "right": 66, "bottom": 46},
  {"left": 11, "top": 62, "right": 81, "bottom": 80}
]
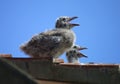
[
  {"left": 3, "top": 57, "right": 120, "bottom": 84},
  {"left": 0, "top": 57, "right": 38, "bottom": 84}
]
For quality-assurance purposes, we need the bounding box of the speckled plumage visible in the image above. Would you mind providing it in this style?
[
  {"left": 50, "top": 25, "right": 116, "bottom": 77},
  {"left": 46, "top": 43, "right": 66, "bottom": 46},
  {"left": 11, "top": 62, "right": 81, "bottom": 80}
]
[
  {"left": 20, "top": 16, "right": 79, "bottom": 61},
  {"left": 66, "top": 45, "right": 87, "bottom": 63}
]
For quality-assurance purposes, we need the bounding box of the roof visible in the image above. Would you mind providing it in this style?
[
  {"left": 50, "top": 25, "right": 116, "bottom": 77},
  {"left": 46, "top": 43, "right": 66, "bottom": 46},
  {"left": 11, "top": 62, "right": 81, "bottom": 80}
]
[{"left": 0, "top": 55, "right": 119, "bottom": 84}]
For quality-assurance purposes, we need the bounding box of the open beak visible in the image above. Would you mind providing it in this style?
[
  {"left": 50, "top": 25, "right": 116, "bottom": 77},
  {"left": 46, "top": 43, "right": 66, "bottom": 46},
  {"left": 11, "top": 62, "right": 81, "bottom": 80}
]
[
  {"left": 68, "top": 16, "right": 80, "bottom": 26},
  {"left": 77, "top": 52, "right": 88, "bottom": 58},
  {"left": 78, "top": 47, "right": 88, "bottom": 50}
]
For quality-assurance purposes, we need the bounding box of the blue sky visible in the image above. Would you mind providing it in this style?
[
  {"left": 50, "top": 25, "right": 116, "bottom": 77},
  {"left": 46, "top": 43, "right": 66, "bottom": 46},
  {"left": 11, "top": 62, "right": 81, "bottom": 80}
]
[{"left": 0, "top": 0, "right": 120, "bottom": 64}]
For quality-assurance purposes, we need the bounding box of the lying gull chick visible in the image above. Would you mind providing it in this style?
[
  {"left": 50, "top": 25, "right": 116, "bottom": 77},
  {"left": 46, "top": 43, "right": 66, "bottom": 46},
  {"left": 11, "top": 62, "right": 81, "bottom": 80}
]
[
  {"left": 66, "top": 45, "right": 87, "bottom": 63},
  {"left": 20, "top": 16, "right": 79, "bottom": 62}
]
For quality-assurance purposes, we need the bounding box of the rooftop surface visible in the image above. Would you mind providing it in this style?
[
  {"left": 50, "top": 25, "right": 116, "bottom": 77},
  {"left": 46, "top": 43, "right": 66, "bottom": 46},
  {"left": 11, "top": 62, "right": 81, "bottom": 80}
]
[{"left": 0, "top": 54, "right": 120, "bottom": 84}]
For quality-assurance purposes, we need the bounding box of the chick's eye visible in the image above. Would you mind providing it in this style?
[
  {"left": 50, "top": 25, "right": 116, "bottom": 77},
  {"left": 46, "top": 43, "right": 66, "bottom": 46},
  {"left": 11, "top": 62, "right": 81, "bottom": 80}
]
[
  {"left": 73, "top": 46, "right": 77, "bottom": 48},
  {"left": 62, "top": 18, "right": 66, "bottom": 21}
]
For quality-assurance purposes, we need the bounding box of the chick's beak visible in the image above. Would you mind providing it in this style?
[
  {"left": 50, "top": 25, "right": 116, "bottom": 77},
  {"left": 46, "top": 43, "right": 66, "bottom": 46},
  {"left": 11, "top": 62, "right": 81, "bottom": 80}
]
[
  {"left": 78, "top": 47, "right": 88, "bottom": 50},
  {"left": 68, "top": 16, "right": 78, "bottom": 21},
  {"left": 68, "top": 16, "right": 80, "bottom": 26},
  {"left": 77, "top": 53, "right": 88, "bottom": 58}
]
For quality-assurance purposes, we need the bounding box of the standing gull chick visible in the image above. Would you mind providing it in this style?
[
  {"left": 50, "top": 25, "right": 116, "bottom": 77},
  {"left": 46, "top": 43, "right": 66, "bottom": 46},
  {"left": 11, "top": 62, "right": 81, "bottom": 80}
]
[
  {"left": 20, "top": 16, "right": 79, "bottom": 62},
  {"left": 66, "top": 45, "right": 88, "bottom": 63}
]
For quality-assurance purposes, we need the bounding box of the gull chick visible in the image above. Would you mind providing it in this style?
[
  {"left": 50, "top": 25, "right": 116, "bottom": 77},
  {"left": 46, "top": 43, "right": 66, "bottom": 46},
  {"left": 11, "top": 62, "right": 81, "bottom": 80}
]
[
  {"left": 20, "top": 16, "right": 79, "bottom": 62},
  {"left": 66, "top": 45, "right": 87, "bottom": 63}
]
